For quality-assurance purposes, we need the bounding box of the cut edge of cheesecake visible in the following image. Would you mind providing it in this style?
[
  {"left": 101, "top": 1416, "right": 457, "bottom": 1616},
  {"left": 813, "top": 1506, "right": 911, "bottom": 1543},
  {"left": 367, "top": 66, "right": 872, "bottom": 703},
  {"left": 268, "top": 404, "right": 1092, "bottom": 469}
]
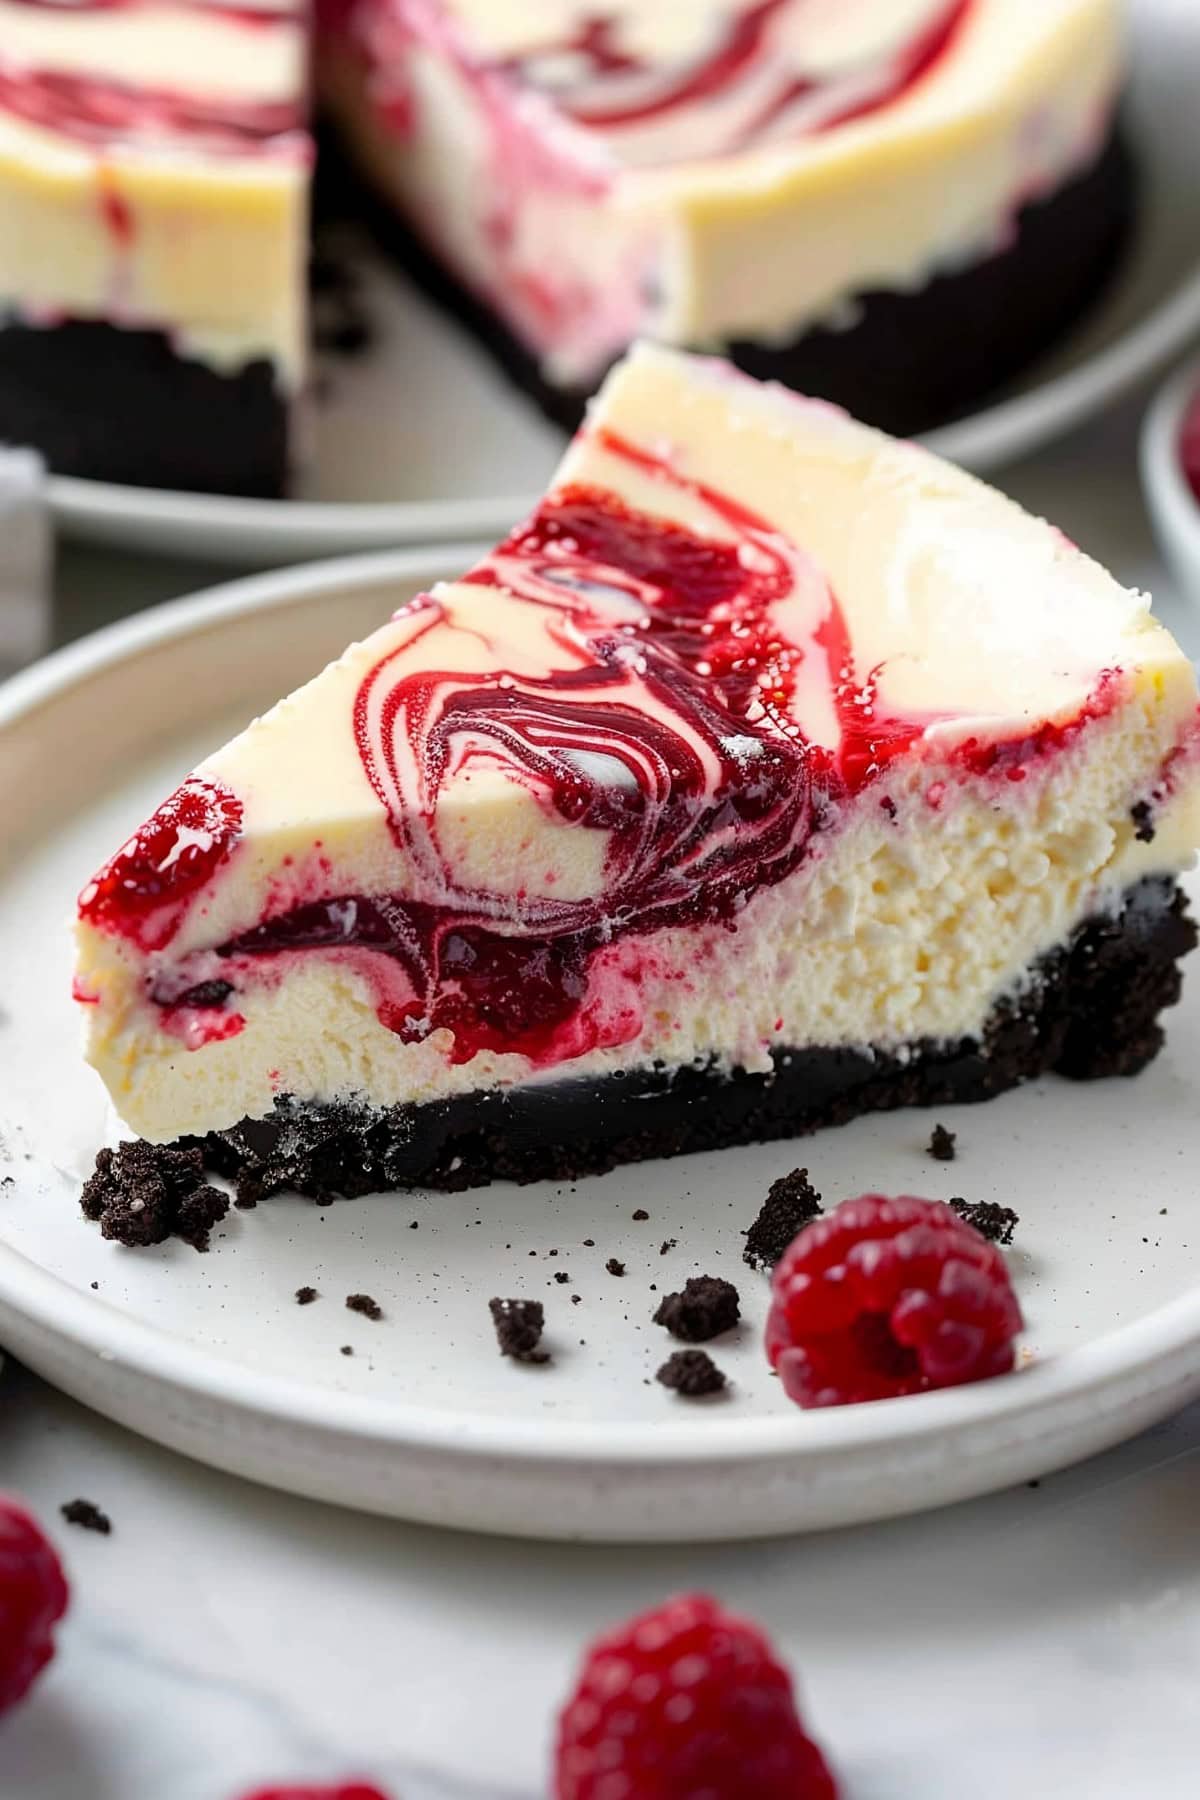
[{"left": 74, "top": 345, "right": 1200, "bottom": 1193}]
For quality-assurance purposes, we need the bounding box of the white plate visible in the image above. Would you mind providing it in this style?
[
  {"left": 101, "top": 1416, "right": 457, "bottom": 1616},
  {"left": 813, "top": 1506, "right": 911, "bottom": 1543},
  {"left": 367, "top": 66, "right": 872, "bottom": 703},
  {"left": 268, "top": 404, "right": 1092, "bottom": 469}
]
[
  {"left": 47, "top": 0, "right": 1200, "bottom": 567},
  {"left": 3, "top": 550, "right": 1200, "bottom": 1542}
]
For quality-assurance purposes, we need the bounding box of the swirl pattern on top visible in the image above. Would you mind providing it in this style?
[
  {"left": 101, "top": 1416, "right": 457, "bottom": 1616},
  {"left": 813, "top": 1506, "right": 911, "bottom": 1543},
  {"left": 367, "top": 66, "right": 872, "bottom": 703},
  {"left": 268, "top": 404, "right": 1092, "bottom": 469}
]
[
  {"left": 212, "top": 430, "right": 929, "bottom": 1067},
  {"left": 488, "top": 0, "right": 973, "bottom": 163}
]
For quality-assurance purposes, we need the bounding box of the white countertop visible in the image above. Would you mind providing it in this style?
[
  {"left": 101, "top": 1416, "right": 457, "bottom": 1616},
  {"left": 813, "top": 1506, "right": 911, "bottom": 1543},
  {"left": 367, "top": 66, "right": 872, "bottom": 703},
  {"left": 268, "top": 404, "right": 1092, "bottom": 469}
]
[{"left": 5, "top": 385, "right": 1200, "bottom": 1799}]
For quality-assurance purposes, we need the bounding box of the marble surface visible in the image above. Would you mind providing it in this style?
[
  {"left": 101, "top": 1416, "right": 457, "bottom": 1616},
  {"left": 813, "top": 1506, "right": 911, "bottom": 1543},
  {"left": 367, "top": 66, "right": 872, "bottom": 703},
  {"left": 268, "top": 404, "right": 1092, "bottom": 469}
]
[{"left": 4, "top": 381, "right": 1200, "bottom": 1798}]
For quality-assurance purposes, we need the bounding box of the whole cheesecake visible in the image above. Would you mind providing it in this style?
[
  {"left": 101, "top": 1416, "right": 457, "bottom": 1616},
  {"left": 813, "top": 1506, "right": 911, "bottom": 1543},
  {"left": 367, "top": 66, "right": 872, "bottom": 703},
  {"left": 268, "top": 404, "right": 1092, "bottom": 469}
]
[
  {"left": 2, "top": 0, "right": 1131, "bottom": 492},
  {"left": 74, "top": 346, "right": 1200, "bottom": 1199},
  {"left": 320, "top": 0, "right": 1133, "bottom": 433}
]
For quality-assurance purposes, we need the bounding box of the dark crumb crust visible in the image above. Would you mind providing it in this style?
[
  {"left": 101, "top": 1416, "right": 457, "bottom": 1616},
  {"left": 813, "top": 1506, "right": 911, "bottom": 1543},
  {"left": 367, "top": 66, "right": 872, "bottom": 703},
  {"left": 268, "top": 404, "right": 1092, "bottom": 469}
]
[
  {"left": 950, "top": 1197, "right": 1020, "bottom": 1247},
  {"left": 654, "top": 1277, "right": 741, "bottom": 1343},
  {"left": 346, "top": 1292, "right": 383, "bottom": 1320},
  {"left": 321, "top": 122, "right": 1134, "bottom": 440},
  {"left": 744, "top": 1169, "right": 824, "bottom": 1271},
  {"left": 490, "top": 1296, "right": 548, "bottom": 1363},
  {"left": 179, "top": 878, "right": 1195, "bottom": 1203},
  {"left": 0, "top": 318, "right": 288, "bottom": 496},
  {"left": 657, "top": 1350, "right": 727, "bottom": 1398},
  {"left": 928, "top": 1124, "right": 957, "bottom": 1162},
  {"left": 81, "top": 1141, "right": 229, "bottom": 1250},
  {"left": 60, "top": 1498, "right": 112, "bottom": 1536}
]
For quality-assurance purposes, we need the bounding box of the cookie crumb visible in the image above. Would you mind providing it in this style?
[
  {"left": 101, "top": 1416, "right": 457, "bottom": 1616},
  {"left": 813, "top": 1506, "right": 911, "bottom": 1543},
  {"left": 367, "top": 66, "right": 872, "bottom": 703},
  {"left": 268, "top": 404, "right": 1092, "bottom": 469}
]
[
  {"left": 743, "top": 1168, "right": 823, "bottom": 1271},
  {"left": 60, "top": 1498, "right": 111, "bottom": 1536},
  {"left": 409, "top": 1220, "right": 419, "bottom": 1230},
  {"left": 605, "top": 1258, "right": 626, "bottom": 1277},
  {"left": 346, "top": 1292, "right": 382, "bottom": 1321},
  {"left": 654, "top": 1275, "right": 740, "bottom": 1343},
  {"left": 656, "top": 1349, "right": 727, "bottom": 1398},
  {"left": 295, "top": 1285, "right": 318, "bottom": 1306},
  {"left": 1131, "top": 800, "right": 1156, "bottom": 843},
  {"left": 583, "top": 1238, "right": 595, "bottom": 1247},
  {"left": 659, "top": 1239, "right": 677, "bottom": 1256},
  {"left": 949, "top": 1196, "right": 1019, "bottom": 1246},
  {"left": 340, "top": 1344, "right": 354, "bottom": 1357},
  {"left": 928, "top": 1123, "right": 957, "bottom": 1161},
  {"left": 553, "top": 1271, "right": 571, "bottom": 1284},
  {"left": 631, "top": 1209, "right": 649, "bottom": 1222},
  {"left": 81, "top": 1141, "right": 229, "bottom": 1252},
  {"left": 489, "top": 1297, "right": 549, "bottom": 1364}
]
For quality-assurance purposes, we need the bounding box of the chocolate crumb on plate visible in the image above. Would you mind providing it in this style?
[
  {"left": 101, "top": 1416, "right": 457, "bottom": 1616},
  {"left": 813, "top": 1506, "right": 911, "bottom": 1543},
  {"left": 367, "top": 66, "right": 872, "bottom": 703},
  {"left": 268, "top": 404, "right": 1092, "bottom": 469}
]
[
  {"left": 1131, "top": 800, "right": 1156, "bottom": 843},
  {"left": 346, "top": 1292, "right": 383, "bottom": 1321},
  {"left": 340, "top": 1344, "right": 354, "bottom": 1357},
  {"left": 949, "top": 1196, "right": 1019, "bottom": 1246},
  {"left": 60, "top": 1498, "right": 111, "bottom": 1535},
  {"left": 295, "top": 1285, "right": 318, "bottom": 1305},
  {"left": 80, "top": 1141, "right": 229, "bottom": 1252},
  {"left": 743, "top": 1168, "right": 823, "bottom": 1271},
  {"left": 554, "top": 1271, "right": 571, "bottom": 1284},
  {"left": 659, "top": 1239, "right": 677, "bottom": 1256},
  {"left": 605, "top": 1258, "right": 626, "bottom": 1277},
  {"left": 928, "top": 1123, "right": 957, "bottom": 1161},
  {"left": 489, "top": 1297, "right": 549, "bottom": 1363},
  {"left": 654, "top": 1275, "right": 740, "bottom": 1342},
  {"left": 631, "top": 1209, "right": 649, "bottom": 1221},
  {"left": 656, "top": 1349, "right": 728, "bottom": 1398}
]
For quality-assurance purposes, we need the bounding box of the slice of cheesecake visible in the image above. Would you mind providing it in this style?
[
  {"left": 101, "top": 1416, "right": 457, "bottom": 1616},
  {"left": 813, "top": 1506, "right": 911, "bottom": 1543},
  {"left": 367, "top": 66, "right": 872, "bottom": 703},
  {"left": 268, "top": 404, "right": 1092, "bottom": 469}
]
[{"left": 75, "top": 345, "right": 1200, "bottom": 1200}]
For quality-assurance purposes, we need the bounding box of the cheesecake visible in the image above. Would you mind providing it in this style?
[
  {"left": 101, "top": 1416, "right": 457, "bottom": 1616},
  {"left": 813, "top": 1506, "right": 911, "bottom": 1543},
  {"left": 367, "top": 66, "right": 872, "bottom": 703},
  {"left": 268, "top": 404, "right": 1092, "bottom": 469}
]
[
  {"left": 0, "top": 0, "right": 309, "bottom": 495},
  {"left": 4, "top": 0, "right": 1131, "bottom": 492},
  {"left": 74, "top": 345, "right": 1200, "bottom": 1199},
  {"left": 320, "top": 0, "right": 1133, "bottom": 434}
]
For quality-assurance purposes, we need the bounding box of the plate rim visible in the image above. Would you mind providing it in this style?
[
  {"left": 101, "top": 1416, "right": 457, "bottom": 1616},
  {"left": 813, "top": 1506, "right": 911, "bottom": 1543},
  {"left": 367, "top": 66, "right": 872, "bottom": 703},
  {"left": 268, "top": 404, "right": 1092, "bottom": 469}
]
[
  {"left": 4, "top": 545, "right": 1200, "bottom": 1480},
  {"left": 44, "top": 0, "right": 1200, "bottom": 559}
]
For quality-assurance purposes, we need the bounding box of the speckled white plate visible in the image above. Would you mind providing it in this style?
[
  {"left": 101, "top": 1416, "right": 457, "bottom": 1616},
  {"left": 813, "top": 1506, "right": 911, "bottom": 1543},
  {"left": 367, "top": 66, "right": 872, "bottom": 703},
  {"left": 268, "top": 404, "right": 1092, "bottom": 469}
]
[
  {"left": 3, "top": 551, "right": 1200, "bottom": 1542},
  {"left": 46, "top": 0, "right": 1200, "bottom": 566}
]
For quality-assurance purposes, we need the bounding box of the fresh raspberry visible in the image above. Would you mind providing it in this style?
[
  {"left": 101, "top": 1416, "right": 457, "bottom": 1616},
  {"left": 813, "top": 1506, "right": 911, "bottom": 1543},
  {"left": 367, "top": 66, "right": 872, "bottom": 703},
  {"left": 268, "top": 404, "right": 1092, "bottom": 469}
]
[
  {"left": 1181, "top": 387, "right": 1200, "bottom": 504},
  {"left": 0, "top": 1496, "right": 69, "bottom": 1716},
  {"left": 766, "top": 1193, "right": 1023, "bottom": 1407},
  {"left": 554, "top": 1592, "right": 839, "bottom": 1800},
  {"left": 236, "top": 1787, "right": 391, "bottom": 1800}
]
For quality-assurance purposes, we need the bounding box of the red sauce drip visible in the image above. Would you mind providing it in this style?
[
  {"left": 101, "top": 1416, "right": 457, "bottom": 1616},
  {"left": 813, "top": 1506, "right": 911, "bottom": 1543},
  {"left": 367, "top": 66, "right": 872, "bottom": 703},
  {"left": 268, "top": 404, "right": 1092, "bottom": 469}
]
[
  {"left": 79, "top": 776, "right": 243, "bottom": 951},
  {"left": 97, "top": 168, "right": 133, "bottom": 245},
  {"left": 0, "top": 64, "right": 303, "bottom": 153},
  {"left": 813, "top": 602, "right": 924, "bottom": 793}
]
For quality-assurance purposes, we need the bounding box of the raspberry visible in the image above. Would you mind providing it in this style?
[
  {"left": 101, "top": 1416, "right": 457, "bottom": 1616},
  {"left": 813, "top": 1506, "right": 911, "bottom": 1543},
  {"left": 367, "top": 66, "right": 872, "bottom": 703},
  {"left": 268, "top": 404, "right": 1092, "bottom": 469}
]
[
  {"left": 0, "top": 1496, "right": 69, "bottom": 1716},
  {"left": 554, "top": 1592, "right": 839, "bottom": 1800},
  {"left": 1181, "top": 387, "right": 1200, "bottom": 504},
  {"left": 766, "top": 1193, "right": 1023, "bottom": 1407},
  {"left": 236, "top": 1787, "right": 391, "bottom": 1800}
]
